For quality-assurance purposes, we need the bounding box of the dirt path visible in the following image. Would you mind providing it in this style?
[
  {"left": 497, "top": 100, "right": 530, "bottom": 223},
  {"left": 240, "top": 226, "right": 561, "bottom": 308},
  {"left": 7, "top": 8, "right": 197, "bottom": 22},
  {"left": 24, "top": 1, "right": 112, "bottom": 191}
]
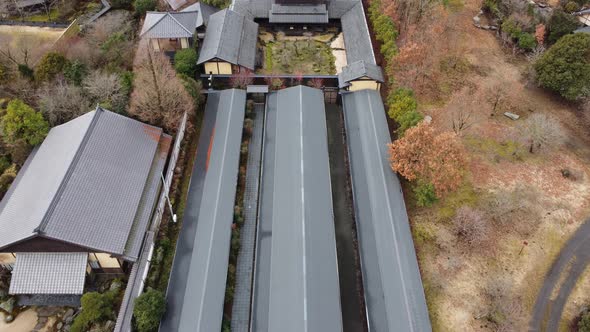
[{"left": 530, "top": 218, "right": 590, "bottom": 331}]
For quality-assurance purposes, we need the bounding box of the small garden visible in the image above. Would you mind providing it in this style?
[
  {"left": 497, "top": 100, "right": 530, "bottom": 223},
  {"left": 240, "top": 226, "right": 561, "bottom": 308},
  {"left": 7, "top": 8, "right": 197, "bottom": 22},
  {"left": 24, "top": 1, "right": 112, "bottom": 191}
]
[{"left": 260, "top": 32, "right": 337, "bottom": 75}]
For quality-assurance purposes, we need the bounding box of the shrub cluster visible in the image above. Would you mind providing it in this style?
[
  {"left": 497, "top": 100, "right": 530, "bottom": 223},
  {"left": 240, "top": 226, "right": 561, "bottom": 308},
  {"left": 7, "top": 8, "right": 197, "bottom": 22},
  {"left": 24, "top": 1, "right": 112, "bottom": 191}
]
[
  {"left": 386, "top": 88, "right": 423, "bottom": 136},
  {"left": 71, "top": 289, "right": 119, "bottom": 332},
  {"left": 368, "top": 0, "right": 398, "bottom": 60},
  {"left": 133, "top": 289, "right": 166, "bottom": 332},
  {"left": 501, "top": 19, "right": 538, "bottom": 51}
]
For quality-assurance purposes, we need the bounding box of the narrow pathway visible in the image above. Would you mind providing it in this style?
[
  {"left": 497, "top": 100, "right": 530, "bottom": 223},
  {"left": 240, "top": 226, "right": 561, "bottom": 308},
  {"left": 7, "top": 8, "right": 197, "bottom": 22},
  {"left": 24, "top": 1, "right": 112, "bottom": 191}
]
[
  {"left": 530, "top": 218, "right": 590, "bottom": 331},
  {"left": 159, "top": 104, "right": 217, "bottom": 332},
  {"left": 231, "top": 103, "right": 265, "bottom": 332},
  {"left": 325, "top": 103, "right": 365, "bottom": 332}
]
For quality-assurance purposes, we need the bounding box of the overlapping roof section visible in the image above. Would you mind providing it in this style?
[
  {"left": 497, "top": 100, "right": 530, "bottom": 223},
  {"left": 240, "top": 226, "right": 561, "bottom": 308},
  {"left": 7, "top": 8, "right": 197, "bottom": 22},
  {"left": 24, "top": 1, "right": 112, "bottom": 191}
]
[
  {"left": 269, "top": 3, "right": 329, "bottom": 23},
  {"left": 338, "top": 60, "right": 385, "bottom": 88},
  {"left": 342, "top": 89, "right": 431, "bottom": 332},
  {"left": 181, "top": 1, "right": 220, "bottom": 26},
  {"left": 9, "top": 253, "right": 88, "bottom": 295},
  {"left": 177, "top": 89, "right": 246, "bottom": 332},
  {"left": 197, "top": 9, "right": 259, "bottom": 70},
  {"left": 0, "top": 107, "right": 171, "bottom": 262},
  {"left": 140, "top": 11, "right": 199, "bottom": 38},
  {"left": 252, "top": 86, "right": 342, "bottom": 332}
]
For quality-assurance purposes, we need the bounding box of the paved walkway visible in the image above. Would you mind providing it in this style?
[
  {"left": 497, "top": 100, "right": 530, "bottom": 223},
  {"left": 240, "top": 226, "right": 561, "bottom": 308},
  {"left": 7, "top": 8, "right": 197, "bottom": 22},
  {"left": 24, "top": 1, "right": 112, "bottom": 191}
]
[
  {"left": 159, "top": 104, "right": 217, "bottom": 332},
  {"left": 231, "top": 104, "right": 265, "bottom": 332},
  {"left": 530, "top": 218, "right": 590, "bottom": 331}
]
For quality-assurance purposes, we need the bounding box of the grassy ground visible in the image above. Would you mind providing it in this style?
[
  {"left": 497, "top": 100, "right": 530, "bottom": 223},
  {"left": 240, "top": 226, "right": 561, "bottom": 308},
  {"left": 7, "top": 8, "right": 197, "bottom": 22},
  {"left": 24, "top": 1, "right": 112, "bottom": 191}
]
[
  {"left": 263, "top": 39, "right": 336, "bottom": 75},
  {"left": 387, "top": 0, "right": 590, "bottom": 330},
  {"left": 0, "top": 25, "right": 64, "bottom": 64}
]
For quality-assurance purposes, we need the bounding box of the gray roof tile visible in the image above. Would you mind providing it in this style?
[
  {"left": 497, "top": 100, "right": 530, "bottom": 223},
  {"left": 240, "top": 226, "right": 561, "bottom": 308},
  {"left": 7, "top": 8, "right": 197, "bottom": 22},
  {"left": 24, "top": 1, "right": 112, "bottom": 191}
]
[
  {"left": 197, "top": 9, "right": 258, "bottom": 69},
  {"left": 9, "top": 253, "right": 87, "bottom": 295},
  {"left": 0, "top": 108, "right": 170, "bottom": 261},
  {"left": 338, "top": 60, "right": 385, "bottom": 88},
  {"left": 140, "top": 11, "right": 198, "bottom": 38},
  {"left": 269, "top": 4, "right": 329, "bottom": 23},
  {"left": 341, "top": 1, "right": 376, "bottom": 64},
  {"left": 182, "top": 2, "right": 220, "bottom": 26}
]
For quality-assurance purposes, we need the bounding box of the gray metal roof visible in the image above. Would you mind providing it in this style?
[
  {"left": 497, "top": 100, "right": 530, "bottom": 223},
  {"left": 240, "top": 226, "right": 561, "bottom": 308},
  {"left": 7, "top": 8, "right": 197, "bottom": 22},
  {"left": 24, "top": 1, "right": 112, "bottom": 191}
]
[
  {"left": 166, "top": 0, "right": 187, "bottom": 10},
  {"left": 342, "top": 89, "right": 432, "bottom": 332},
  {"left": 252, "top": 86, "right": 343, "bottom": 332},
  {"left": 177, "top": 89, "right": 246, "bottom": 332},
  {"left": 197, "top": 9, "right": 259, "bottom": 69},
  {"left": 9, "top": 253, "right": 87, "bottom": 295},
  {"left": 269, "top": 4, "right": 329, "bottom": 23},
  {"left": 182, "top": 2, "right": 220, "bottom": 27},
  {"left": 338, "top": 60, "right": 385, "bottom": 88},
  {"left": 341, "top": 1, "right": 376, "bottom": 64},
  {"left": 231, "top": 0, "right": 360, "bottom": 19},
  {"left": 574, "top": 26, "right": 590, "bottom": 33},
  {"left": 140, "top": 11, "right": 198, "bottom": 38},
  {"left": 0, "top": 108, "right": 170, "bottom": 261}
]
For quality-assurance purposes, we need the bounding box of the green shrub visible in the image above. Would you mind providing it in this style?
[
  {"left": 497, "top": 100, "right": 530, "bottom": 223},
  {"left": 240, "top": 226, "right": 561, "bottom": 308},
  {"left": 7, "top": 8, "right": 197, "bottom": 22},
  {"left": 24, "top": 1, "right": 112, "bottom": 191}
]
[
  {"left": 0, "top": 164, "right": 17, "bottom": 194},
  {"left": 414, "top": 181, "right": 438, "bottom": 207},
  {"left": 134, "top": 0, "right": 155, "bottom": 16},
  {"left": 564, "top": 1, "right": 580, "bottom": 12},
  {"left": 387, "top": 88, "right": 418, "bottom": 120},
  {"left": 17, "top": 64, "right": 34, "bottom": 80},
  {"left": 133, "top": 289, "right": 166, "bottom": 332},
  {"left": 35, "top": 52, "right": 69, "bottom": 82},
  {"left": 534, "top": 33, "right": 590, "bottom": 100},
  {"left": 178, "top": 74, "right": 203, "bottom": 106},
  {"left": 111, "top": 0, "right": 133, "bottom": 9},
  {"left": 397, "top": 110, "right": 423, "bottom": 136},
  {"left": 64, "top": 60, "right": 88, "bottom": 86},
  {"left": 483, "top": 0, "right": 500, "bottom": 17},
  {"left": 201, "top": 0, "right": 231, "bottom": 8},
  {"left": 518, "top": 32, "right": 537, "bottom": 50},
  {"left": 120, "top": 71, "right": 134, "bottom": 96},
  {"left": 369, "top": 0, "right": 398, "bottom": 60},
  {"left": 71, "top": 291, "right": 117, "bottom": 332},
  {"left": 174, "top": 49, "right": 198, "bottom": 77},
  {"left": 547, "top": 10, "right": 579, "bottom": 44},
  {"left": 579, "top": 311, "right": 590, "bottom": 332},
  {"left": 1, "top": 99, "right": 49, "bottom": 146},
  {"left": 501, "top": 18, "right": 522, "bottom": 39}
]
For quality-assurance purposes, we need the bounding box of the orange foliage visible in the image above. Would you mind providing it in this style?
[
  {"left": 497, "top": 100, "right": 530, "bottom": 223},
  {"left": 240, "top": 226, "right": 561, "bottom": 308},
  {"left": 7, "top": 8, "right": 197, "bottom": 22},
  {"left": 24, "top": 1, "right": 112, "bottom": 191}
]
[
  {"left": 388, "top": 121, "right": 467, "bottom": 196},
  {"left": 535, "top": 24, "right": 546, "bottom": 45}
]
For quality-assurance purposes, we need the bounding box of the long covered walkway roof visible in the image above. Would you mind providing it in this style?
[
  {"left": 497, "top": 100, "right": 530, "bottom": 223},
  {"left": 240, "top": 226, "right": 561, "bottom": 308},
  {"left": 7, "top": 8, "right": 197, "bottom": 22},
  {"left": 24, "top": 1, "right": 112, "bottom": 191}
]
[
  {"left": 177, "top": 89, "right": 246, "bottom": 332},
  {"left": 342, "top": 89, "right": 432, "bottom": 332},
  {"left": 252, "top": 85, "right": 343, "bottom": 331}
]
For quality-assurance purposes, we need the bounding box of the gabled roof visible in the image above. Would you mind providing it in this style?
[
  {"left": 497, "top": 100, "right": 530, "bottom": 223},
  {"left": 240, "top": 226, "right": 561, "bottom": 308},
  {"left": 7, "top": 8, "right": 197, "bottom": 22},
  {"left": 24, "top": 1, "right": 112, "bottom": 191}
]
[
  {"left": 0, "top": 108, "right": 171, "bottom": 261},
  {"left": 197, "top": 9, "right": 259, "bottom": 69},
  {"left": 182, "top": 2, "right": 220, "bottom": 27},
  {"left": 252, "top": 86, "right": 343, "bottom": 331},
  {"left": 9, "top": 253, "right": 87, "bottom": 295},
  {"left": 338, "top": 60, "right": 385, "bottom": 88},
  {"left": 342, "top": 89, "right": 431, "bottom": 331},
  {"left": 177, "top": 89, "right": 246, "bottom": 332},
  {"left": 140, "top": 11, "right": 199, "bottom": 38},
  {"left": 231, "top": 0, "right": 360, "bottom": 20}
]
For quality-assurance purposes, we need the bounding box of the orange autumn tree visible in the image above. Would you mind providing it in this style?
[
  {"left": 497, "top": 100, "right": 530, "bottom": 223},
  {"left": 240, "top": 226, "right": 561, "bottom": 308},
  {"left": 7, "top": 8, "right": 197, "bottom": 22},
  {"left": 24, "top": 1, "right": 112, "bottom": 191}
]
[{"left": 388, "top": 121, "right": 467, "bottom": 197}]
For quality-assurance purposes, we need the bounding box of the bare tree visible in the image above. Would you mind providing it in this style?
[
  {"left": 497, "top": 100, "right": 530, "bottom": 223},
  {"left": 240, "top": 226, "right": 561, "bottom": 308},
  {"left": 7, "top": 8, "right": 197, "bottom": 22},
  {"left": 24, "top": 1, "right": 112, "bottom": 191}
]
[
  {"left": 83, "top": 70, "right": 124, "bottom": 107},
  {"left": 129, "top": 44, "right": 194, "bottom": 133},
  {"left": 519, "top": 113, "right": 565, "bottom": 153},
  {"left": 38, "top": 81, "right": 92, "bottom": 126},
  {"left": 453, "top": 206, "right": 488, "bottom": 247},
  {"left": 450, "top": 108, "right": 475, "bottom": 135}
]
